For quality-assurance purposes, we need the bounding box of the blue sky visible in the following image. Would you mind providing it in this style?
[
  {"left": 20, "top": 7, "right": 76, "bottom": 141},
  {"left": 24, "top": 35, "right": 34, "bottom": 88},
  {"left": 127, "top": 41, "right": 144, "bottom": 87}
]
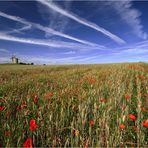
[{"left": 0, "top": 0, "right": 148, "bottom": 64}]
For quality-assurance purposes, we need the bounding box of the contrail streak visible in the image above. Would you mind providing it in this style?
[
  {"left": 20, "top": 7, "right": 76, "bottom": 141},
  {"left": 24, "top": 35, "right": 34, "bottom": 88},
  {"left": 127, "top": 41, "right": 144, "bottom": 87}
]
[
  {"left": 0, "top": 11, "right": 104, "bottom": 48},
  {"left": 37, "top": 0, "right": 126, "bottom": 44}
]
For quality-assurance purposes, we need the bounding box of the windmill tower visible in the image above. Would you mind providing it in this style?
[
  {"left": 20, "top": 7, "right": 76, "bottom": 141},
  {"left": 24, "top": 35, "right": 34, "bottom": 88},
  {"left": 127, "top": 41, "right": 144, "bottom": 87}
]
[{"left": 11, "top": 55, "right": 19, "bottom": 64}]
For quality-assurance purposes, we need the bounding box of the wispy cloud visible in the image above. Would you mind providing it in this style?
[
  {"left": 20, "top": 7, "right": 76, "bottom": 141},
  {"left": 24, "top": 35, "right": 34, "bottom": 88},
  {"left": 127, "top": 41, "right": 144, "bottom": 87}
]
[
  {"left": 0, "top": 48, "right": 9, "bottom": 53},
  {"left": 33, "top": 23, "right": 103, "bottom": 47},
  {"left": 0, "top": 11, "right": 29, "bottom": 25},
  {"left": 3, "top": 54, "right": 97, "bottom": 64},
  {"left": 37, "top": 0, "right": 71, "bottom": 37},
  {"left": 112, "top": 40, "right": 148, "bottom": 56},
  {"left": 0, "top": 49, "right": 11, "bottom": 63},
  {"left": 37, "top": 0, "right": 126, "bottom": 44},
  {"left": 108, "top": 0, "right": 147, "bottom": 40},
  {"left": 61, "top": 41, "right": 148, "bottom": 64},
  {"left": 63, "top": 51, "right": 76, "bottom": 55},
  {"left": 6, "top": 50, "right": 103, "bottom": 64},
  {"left": 2, "top": 25, "right": 32, "bottom": 35},
  {"left": 0, "top": 57, "right": 11, "bottom": 63},
  {"left": 6, "top": 25, "right": 32, "bottom": 35},
  {"left": 0, "top": 11, "right": 103, "bottom": 47},
  {"left": 0, "top": 33, "right": 104, "bottom": 50},
  {"left": 1, "top": 39, "right": 148, "bottom": 64}
]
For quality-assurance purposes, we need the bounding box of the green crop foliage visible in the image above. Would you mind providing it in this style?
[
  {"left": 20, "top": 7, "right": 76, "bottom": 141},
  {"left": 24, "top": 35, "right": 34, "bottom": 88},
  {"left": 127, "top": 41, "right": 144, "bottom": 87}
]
[{"left": 0, "top": 63, "right": 148, "bottom": 147}]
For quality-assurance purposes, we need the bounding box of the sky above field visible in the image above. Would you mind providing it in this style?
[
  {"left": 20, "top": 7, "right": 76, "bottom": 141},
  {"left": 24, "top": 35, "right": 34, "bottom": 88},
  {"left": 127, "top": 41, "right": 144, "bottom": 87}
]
[{"left": 0, "top": 0, "right": 148, "bottom": 64}]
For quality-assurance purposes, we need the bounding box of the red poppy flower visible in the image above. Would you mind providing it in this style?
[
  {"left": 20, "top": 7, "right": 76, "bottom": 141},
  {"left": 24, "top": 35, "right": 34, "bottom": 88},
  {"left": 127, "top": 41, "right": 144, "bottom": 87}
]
[
  {"left": 138, "top": 75, "right": 145, "bottom": 79},
  {"left": 143, "top": 93, "right": 148, "bottom": 97},
  {"left": 143, "top": 120, "right": 148, "bottom": 127},
  {"left": 84, "top": 140, "right": 89, "bottom": 148},
  {"left": 0, "top": 106, "right": 5, "bottom": 111},
  {"left": 21, "top": 104, "right": 27, "bottom": 108},
  {"left": 99, "top": 99, "right": 104, "bottom": 103},
  {"left": 119, "top": 124, "right": 125, "bottom": 129},
  {"left": 141, "top": 107, "right": 147, "bottom": 112},
  {"left": 48, "top": 92, "right": 54, "bottom": 97},
  {"left": 16, "top": 106, "right": 21, "bottom": 110},
  {"left": 125, "top": 95, "right": 131, "bottom": 100},
  {"left": 29, "top": 119, "right": 38, "bottom": 131},
  {"left": 84, "top": 143, "right": 88, "bottom": 148},
  {"left": 89, "top": 78, "right": 96, "bottom": 85},
  {"left": 89, "top": 120, "right": 94, "bottom": 126},
  {"left": 45, "top": 92, "right": 54, "bottom": 98},
  {"left": 23, "top": 138, "right": 32, "bottom": 148},
  {"left": 33, "top": 97, "right": 38, "bottom": 103},
  {"left": 128, "top": 114, "right": 136, "bottom": 121}
]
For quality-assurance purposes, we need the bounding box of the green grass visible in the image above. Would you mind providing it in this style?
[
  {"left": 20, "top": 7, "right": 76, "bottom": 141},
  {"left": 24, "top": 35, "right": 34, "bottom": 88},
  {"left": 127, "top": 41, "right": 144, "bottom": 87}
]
[{"left": 0, "top": 63, "right": 148, "bottom": 147}]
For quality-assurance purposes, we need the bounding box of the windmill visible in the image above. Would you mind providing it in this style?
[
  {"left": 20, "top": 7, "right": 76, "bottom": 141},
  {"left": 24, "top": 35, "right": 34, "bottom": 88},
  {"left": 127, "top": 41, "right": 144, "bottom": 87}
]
[{"left": 11, "top": 55, "right": 19, "bottom": 64}]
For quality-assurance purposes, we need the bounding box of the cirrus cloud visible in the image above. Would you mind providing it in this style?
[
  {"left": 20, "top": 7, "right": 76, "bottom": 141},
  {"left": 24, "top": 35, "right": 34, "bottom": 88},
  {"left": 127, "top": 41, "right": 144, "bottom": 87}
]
[{"left": 107, "top": 0, "right": 147, "bottom": 40}]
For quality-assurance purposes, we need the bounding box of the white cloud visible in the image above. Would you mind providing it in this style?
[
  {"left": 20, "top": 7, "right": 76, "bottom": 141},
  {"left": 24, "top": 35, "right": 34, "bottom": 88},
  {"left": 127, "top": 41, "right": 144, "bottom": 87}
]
[
  {"left": 0, "top": 33, "right": 104, "bottom": 50},
  {"left": 37, "top": 0, "right": 71, "bottom": 36},
  {"left": 114, "top": 48, "right": 148, "bottom": 56},
  {"left": 0, "top": 11, "right": 103, "bottom": 47},
  {"left": 0, "top": 11, "right": 29, "bottom": 25},
  {"left": 112, "top": 40, "right": 148, "bottom": 56},
  {"left": 1, "top": 39, "right": 148, "bottom": 64},
  {"left": 0, "top": 48, "right": 9, "bottom": 53},
  {"left": 6, "top": 25, "right": 32, "bottom": 35},
  {"left": 0, "top": 57, "right": 10, "bottom": 63},
  {"left": 63, "top": 51, "right": 76, "bottom": 55},
  {"left": 37, "top": 0, "right": 126, "bottom": 44},
  {"left": 108, "top": 0, "right": 147, "bottom": 40},
  {"left": 33, "top": 23, "right": 103, "bottom": 47}
]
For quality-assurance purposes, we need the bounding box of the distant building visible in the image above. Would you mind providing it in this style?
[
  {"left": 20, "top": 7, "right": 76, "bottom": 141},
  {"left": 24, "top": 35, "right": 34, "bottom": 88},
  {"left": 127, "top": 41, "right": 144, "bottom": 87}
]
[{"left": 11, "top": 56, "right": 18, "bottom": 64}]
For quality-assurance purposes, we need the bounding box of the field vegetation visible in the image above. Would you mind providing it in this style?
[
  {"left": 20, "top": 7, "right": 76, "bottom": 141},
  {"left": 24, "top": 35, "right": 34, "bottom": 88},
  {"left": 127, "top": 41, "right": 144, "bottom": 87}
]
[{"left": 0, "top": 63, "right": 148, "bottom": 147}]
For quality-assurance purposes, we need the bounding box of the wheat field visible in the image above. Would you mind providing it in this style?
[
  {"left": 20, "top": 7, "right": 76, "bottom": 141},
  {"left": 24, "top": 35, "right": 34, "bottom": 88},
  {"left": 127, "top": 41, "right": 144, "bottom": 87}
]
[{"left": 0, "top": 63, "right": 148, "bottom": 147}]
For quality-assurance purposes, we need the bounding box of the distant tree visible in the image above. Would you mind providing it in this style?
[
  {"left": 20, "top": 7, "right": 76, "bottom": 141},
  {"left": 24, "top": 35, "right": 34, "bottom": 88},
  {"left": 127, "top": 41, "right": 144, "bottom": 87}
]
[{"left": 19, "top": 62, "right": 26, "bottom": 65}]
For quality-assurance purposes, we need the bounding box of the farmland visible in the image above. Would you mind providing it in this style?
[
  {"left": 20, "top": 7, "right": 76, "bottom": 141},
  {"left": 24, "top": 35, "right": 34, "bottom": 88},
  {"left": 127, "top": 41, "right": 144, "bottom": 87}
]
[{"left": 0, "top": 63, "right": 148, "bottom": 147}]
